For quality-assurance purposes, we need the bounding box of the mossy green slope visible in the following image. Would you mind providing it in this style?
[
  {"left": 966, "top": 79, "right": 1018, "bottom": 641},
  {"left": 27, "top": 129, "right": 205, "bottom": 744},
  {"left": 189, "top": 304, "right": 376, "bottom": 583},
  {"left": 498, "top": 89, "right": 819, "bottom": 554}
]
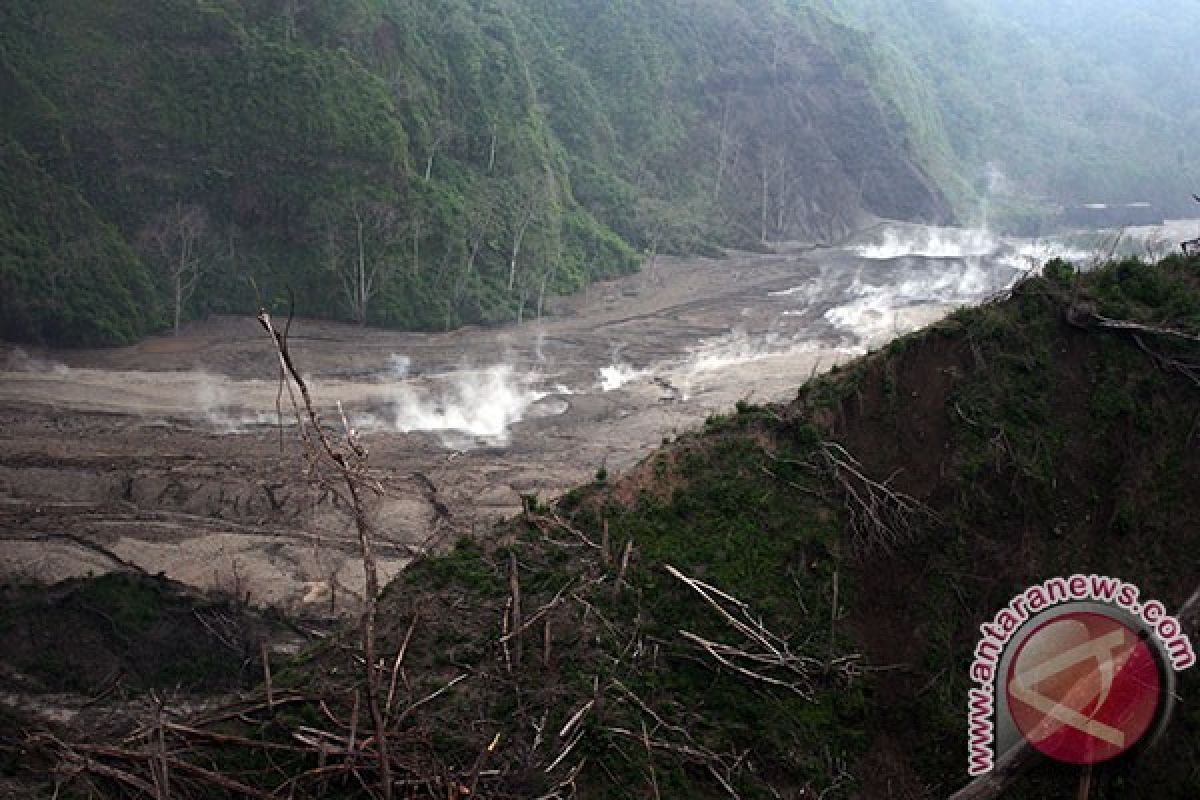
[
  {"left": 0, "top": 137, "right": 159, "bottom": 345},
  {"left": 5, "top": 1, "right": 1196, "bottom": 344},
  {"left": 827, "top": 0, "right": 1200, "bottom": 227}
]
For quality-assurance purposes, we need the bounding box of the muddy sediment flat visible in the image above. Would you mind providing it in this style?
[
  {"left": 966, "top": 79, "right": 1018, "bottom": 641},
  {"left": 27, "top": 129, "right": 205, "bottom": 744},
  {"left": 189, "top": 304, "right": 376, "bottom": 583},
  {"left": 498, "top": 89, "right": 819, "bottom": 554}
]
[{"left": 0, "top": 235, "right": 1026, "bottom": 613}]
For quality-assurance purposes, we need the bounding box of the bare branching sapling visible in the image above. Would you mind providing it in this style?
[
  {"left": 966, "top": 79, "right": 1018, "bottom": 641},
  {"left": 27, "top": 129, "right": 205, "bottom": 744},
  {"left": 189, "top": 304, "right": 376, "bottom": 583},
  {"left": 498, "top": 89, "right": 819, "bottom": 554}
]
[
  {"left": 256, "top": 302, "right": 393, "bottom": 799},
  {"left": 139, "top": 201, "right": 209, "bottom": 335}
]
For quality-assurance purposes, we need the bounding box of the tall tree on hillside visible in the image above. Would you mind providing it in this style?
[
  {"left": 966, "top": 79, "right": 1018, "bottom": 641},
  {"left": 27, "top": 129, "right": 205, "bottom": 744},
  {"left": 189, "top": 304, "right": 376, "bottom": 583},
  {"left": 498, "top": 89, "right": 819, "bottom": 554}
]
[
  {"left": 280, "top": 0, "right": 308, "bottom": 42},
  {"left": 507, "top": 186, "right": 546, "bottom": 293},
  {"left": 140, "top": 202, "right": 209, "bottom": 335},
  {"left": 713, "top": 93, "right": 744, "bottom": 205},
  {"left": 324, "top": 198, "right": 405, "bottom": 325},
  {"left": 423, "top": 118, "right": 461, "bottom": 182},
  {"left": 758, "top": 137, "right": 792, "bottom": 243},
  {"left": 452, "top": 186, "right": 499, "bottom": 319}
]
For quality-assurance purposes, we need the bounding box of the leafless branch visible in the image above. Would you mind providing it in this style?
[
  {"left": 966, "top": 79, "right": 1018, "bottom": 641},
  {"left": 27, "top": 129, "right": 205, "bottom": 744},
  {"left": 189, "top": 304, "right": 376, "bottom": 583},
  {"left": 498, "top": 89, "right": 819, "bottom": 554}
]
[
  {"left": 1091, "top": 314, "right": 1200, "bottom": 343},
  {"left": 664, "top": 564, "right": 860, "bottom": 697},
  {"left": 256, "top": 303, "right": 393, "bottom": 798},
  {"left": 815, "top": 441, "right": 936, "bottom": 554}
]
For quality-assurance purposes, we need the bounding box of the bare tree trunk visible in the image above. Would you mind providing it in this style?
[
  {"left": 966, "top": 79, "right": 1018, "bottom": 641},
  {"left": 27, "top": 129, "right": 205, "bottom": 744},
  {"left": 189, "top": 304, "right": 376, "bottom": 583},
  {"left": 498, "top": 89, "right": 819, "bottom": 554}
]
[
  {"left": 508, "top": 214, "right": 532, "bottom": 293},
  {"left": 424, "top": 142, "right": 438, "bottom": 182},
  {"left": 256, "top": 307, "right": 393, "bottom": 799},
  {"left": 411, "top": 217, "right": 421, "bottom": 277},
  {"left": 173, "top": 274, "right": 183, "bottom": 335},
  {"left": 466, "top": 237, "right": 481, "bottom": 279},
  {"left": 714, "top": 96, "right": 731, "bottom": 204},
  {"left": 354, "top": 205, "right": 368, "bottom": 324},
  {"left": 425, "top": 121, "right": 463, "bottom": 181},
  {"left": 761, "top": 156, "right": 770, "bottom": 244},
  {"left": 648, "top": 232, "right": 661, "bottom": 285},
  {"left": 537, "top": 269, "right": 551, "bottom": 321},
  {"left": 776, "top": 154, "right": 788, "bottom": 235},
  {"left": 144, "top": 201, "right": 207, "bottom": 336},
  {"left": 345, "top": 478, "right": 390, "bottom": 799},
  {"left": 283, "top": 0, "right": 297, "bottom": 42}
]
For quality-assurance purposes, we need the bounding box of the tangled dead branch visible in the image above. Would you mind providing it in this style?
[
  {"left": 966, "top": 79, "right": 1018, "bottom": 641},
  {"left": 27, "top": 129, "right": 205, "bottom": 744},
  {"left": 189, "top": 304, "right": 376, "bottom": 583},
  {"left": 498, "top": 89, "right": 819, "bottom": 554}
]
[
  {"left": 1065, "top": 301, "right": 1200, "bottom": 388},
  {"left": 1131, "top": 334, "right": 1200, "bottom": 388},
  {"left": 814, "top": 441, "right": 936, "bottom": 555},
  {"left": 766, "top": 439, "right": 936, "bottom": 553},
  {"left": 604, "top": 679, "right": 754, "bottom": 800},
  {"left": 1090, "top": 313, "right": 1200, "bottom": 344},
  {"left": 20, "top": 685, "right": 476, "bottom": 800},
  {"left": 665, "top": 564, "right": 861, "bottom": 697}
]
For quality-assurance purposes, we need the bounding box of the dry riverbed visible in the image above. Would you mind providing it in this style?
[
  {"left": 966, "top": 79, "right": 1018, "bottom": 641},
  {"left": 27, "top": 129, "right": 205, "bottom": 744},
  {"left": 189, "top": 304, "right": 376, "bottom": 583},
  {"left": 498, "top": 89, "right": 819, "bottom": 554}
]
[{"left": 0, "top": 234, "right": 1018, "bottom": 613}]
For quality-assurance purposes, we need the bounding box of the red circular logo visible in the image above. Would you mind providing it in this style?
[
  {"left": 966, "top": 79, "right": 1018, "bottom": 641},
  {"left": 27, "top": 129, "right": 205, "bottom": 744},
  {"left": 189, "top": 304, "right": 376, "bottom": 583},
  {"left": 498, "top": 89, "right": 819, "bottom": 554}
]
[{"left": 1005, "top": 611, "right": 1162, "bottom": 765}]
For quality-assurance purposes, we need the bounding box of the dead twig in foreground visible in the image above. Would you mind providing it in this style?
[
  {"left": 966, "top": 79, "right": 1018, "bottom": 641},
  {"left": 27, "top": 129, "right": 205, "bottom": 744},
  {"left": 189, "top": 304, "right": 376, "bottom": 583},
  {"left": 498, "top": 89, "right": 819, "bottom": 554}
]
[{"left": 257, "top": 301, "right": 393, "bottom": 798}]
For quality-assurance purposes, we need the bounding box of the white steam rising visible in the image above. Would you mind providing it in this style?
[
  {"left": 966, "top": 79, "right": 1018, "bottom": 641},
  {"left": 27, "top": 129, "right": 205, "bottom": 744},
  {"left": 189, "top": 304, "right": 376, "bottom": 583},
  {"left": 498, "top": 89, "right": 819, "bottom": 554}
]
[
  {"left": 195, "top": 372, "right": 242, "bottom": 433},
  {"left": 188, "top": 353, "right": 571, "bottom": 445},
  {"left": 668, "top": 329, "right": 823, "bottom": 401},
  {"left": 597, "top": 362, "right": 646, "bottom": 391},
  {"left": 855, "top": 227, "right": 1000, "bottom": 259},
  {"left": 3, "top": 347, "right": 70, "bottom": 375},
  {"left": 821, "top": 265, "right": 991, "bottom": 351},
  {"left": 1000, "top": 241, "right": 1092, "bottom": 272},
  {"left": 19, "top": 220, "right": 1175, "bottom": 451},
  {"left": 853, "top": 224, "right": 1093, "bottom": 270},
  {"left": 191, "top": 372, "right": 287, "bottom": 434},
  {"left": 384, "top": 354, "right": 412, "bottom": 379},
  {"left": 820, "top": 224, "right": 1102, "bottom": 349},
  {"left": 174, "top": 356, "right": 569, "bottom": 446},
  {"left": 685, "top": 328, "right": 794, "bottom": 374},
  {"left": 385, "top": 363, "right": 555, "bottom": 448}
]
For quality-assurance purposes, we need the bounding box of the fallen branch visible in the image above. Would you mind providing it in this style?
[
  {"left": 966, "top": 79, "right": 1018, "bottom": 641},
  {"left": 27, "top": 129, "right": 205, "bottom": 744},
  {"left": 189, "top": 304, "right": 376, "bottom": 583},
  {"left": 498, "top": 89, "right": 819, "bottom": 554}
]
[
  {"left": 385, "top": 614, "right": 419, "bottom": 719},
  {"left": 1131, "top": 334, "right": 1200, "bottom": 388},
  {"left": 602, "top": 726, "right": 743, "bottom": 800},
  {"left": 1091, "top": 314, "right": 1200, "bottom": 343},
  {"left": 525, "top": 509, "right": 601, "bottom": 549},
  {"left": 816, "top": 441, "right": 935, "bottom": 554},
  {"left": 612, "top": 539, "right": 634, "bottom": 600},
  {"left": 663, "top": 565, "right": 855, "bottom": 698},
  {"left": 509, "top": 553, "right": 523, "bottom": 668},
  {"left": 499, "top": 577, "right": 576, "bottom": 644},
  {"left": 532, "top": 759, "right": 586, "bottom": 799},
  {"left": 392, "top": 673, "right": 469, "bottom": 727}
]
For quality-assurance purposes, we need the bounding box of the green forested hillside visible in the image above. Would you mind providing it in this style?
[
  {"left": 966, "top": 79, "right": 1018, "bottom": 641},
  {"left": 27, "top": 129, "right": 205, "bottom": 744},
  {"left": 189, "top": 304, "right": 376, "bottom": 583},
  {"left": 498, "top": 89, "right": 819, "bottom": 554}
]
[
  {"left": 0, "top": 138, "right": 159, "bottom": 345},
  {"left": 0, "top": 0, "right": 951, "bottom": 345},
  {"left": 3, "top": 0, "right": 1196, "bottom": 345}
]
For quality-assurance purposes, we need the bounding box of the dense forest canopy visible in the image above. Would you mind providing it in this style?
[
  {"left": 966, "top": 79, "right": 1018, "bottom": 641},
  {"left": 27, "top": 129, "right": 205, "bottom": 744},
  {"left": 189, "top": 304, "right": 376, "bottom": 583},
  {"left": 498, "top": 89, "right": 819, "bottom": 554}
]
[{"left": 0, "top": 0, "right": 1195, "bottom": 345}]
